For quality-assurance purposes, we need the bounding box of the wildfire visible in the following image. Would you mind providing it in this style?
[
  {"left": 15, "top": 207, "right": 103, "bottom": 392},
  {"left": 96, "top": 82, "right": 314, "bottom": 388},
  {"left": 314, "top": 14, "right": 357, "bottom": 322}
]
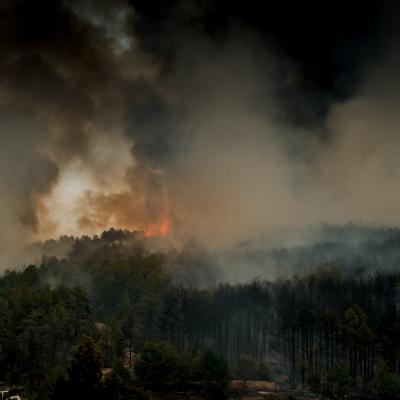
[{"left": 144, "top": 215, "right": 170, "bottom": 237}]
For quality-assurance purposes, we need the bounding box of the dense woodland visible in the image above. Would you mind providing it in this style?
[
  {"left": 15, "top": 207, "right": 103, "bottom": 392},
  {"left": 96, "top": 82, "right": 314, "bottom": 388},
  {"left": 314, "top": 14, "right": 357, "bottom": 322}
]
[{"left": 2, "top": 226, "right": 400, "bottom": 398}]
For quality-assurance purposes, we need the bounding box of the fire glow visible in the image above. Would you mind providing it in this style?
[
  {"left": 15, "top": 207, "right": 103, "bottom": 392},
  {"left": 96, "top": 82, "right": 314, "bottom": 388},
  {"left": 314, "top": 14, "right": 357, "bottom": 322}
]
[{"left": 144, "top": 215, "right": 170, "bottom": 237}]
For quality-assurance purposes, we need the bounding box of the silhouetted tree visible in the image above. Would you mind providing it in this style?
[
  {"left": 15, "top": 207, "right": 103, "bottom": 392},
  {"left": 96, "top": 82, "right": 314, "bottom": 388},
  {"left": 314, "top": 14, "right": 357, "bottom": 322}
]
[{"left": 66, "top": 336, "right": 104, "bottom": 400}]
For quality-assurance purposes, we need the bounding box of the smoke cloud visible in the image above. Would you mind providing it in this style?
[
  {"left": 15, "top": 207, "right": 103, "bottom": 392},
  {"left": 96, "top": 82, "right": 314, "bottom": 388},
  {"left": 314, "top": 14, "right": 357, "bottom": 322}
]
[{"left": 1, "top": 0, "right": 400, "bottom": 268}]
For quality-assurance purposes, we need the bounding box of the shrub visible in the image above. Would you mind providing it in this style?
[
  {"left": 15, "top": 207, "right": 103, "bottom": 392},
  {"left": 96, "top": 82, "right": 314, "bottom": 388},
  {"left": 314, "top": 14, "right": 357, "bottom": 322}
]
[
  {"left": 198, "top": 349, "right": 230, "bottom": 399},
  {"left": 325, "top": 363, "right": 352, "bottom": 397},
  {"left": 135, "top": 342, "right": 183, "bottom": 390},
  {"left": 370, "top": 361, "right": 400, "bottom": 400}
]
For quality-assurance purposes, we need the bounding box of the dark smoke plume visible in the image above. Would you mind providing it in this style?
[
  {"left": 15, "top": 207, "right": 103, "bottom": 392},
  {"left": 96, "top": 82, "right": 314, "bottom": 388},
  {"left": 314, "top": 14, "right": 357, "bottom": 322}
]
[{"left": 1, "top": 0, "right": 400, "bottom": 270}]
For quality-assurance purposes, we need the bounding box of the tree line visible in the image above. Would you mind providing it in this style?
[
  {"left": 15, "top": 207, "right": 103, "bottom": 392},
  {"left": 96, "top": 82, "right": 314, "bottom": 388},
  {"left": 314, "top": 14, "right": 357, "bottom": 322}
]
[{"left": 2, "top": 228, "right": 400, "bottom": 398}]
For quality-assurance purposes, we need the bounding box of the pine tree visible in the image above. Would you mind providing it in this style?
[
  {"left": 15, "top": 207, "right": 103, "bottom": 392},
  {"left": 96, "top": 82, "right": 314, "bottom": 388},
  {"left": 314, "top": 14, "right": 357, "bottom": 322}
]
[{"left": 66, "top": 336, "right": 104, "bottom": 400}]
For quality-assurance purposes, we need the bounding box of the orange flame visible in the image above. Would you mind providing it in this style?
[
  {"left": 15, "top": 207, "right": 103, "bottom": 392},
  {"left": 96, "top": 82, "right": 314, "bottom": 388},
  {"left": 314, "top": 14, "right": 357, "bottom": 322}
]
[
  {"left": 144, "top": 214, "right": 170, "bottom": 237},
  {"left": 144, "top": 226, "right": 153, "bottom": 237},
  {"left": 159, "top": 217, "right": 169, "bottom": 236}
]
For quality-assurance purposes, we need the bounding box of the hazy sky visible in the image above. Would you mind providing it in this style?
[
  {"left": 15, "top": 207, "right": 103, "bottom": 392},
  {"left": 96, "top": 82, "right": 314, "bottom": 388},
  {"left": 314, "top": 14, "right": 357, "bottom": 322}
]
[{"left": 1, "top": 0, "right": 400, "bottom": 266}]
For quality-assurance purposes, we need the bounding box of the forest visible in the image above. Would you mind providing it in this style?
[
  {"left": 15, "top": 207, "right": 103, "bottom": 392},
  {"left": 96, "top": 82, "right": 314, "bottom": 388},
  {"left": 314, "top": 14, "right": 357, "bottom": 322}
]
[{"left": 1, "top": 226, "right": 400, "bottom": 399}]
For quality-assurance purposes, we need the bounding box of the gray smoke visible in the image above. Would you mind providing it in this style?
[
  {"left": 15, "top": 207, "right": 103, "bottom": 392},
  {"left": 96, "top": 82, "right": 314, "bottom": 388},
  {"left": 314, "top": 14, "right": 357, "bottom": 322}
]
[{"left": 1, "top": 0, "right": 400, "bottom": 273}]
